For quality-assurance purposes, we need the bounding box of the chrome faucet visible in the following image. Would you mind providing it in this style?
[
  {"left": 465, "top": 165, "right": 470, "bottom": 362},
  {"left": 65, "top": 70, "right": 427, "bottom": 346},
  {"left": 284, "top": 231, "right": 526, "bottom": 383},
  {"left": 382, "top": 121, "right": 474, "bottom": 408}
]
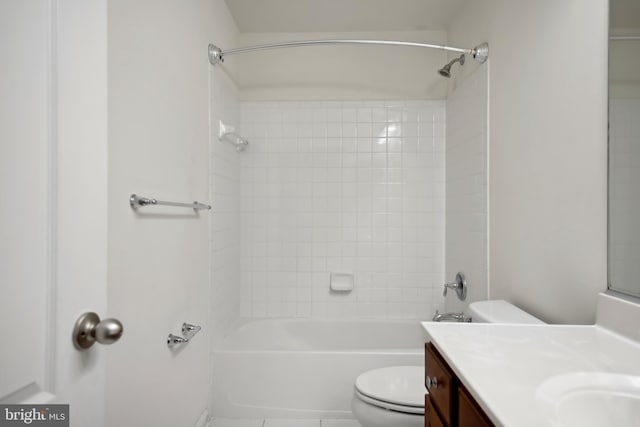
[{"left": 432, "top": 310, "right": 472, "bottom": 322}]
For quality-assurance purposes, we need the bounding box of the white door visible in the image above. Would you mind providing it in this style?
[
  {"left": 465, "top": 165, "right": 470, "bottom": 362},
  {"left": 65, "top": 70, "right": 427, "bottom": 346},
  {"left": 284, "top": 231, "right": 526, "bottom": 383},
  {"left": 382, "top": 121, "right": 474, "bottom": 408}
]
[{"left": 0, "top": 1, "right": 109, "bottom": 426}]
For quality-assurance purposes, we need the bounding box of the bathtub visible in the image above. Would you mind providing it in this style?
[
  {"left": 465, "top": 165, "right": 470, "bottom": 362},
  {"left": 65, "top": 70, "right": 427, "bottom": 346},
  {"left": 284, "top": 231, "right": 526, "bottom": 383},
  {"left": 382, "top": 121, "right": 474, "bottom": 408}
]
[{"left": 211, "top": 318, "right": 427, "bottom": 419}]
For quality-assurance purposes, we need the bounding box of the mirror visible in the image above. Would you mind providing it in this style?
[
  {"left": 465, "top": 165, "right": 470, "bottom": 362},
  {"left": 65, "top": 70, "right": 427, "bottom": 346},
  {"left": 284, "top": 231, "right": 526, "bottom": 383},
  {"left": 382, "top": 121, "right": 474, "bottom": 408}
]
[{"left": 608, "top": 0, "right": 640, "bottom": 297}]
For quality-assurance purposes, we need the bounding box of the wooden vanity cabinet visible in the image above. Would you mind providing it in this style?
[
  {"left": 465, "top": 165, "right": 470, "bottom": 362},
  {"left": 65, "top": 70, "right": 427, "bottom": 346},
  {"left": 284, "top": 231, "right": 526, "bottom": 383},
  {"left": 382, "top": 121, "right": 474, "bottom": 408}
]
[
  {"left": 425, "top": 342, "right": 495, "bottom": 427},
  {"left": 458, "top": 384, "right": 493, "bottom": 427},
  {"left": 425, "top": 393, "right": 445, "bottom": 427},
  {"left": 425, "top": 342, "right": 457, "bottom": 426}
]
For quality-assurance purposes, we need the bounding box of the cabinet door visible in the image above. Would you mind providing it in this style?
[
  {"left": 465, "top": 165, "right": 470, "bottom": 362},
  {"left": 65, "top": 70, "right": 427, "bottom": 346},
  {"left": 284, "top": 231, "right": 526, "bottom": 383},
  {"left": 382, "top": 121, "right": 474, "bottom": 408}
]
[
  {"left": 459, "top": 385, "right": 494, "bottom": 427},
  {"left": 425, "top": 394, "right": 446, "bottom": 427},
  {"left": 425, "top": 343, "right": 457, "bottom": 426}
]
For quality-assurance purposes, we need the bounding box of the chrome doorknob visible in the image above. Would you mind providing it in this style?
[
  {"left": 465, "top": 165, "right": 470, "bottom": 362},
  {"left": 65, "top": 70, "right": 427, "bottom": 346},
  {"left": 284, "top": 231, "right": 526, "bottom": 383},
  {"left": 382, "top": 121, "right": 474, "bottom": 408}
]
[{"left": 73, "top": 312, "right": 123, "bottom": 350}]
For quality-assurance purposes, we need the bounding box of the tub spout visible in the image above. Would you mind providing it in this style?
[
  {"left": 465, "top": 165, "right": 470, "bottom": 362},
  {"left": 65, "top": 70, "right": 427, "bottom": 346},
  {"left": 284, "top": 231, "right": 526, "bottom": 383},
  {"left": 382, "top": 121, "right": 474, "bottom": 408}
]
[{"left": 432, "top": 310, "right": 471, "bottom": 322}]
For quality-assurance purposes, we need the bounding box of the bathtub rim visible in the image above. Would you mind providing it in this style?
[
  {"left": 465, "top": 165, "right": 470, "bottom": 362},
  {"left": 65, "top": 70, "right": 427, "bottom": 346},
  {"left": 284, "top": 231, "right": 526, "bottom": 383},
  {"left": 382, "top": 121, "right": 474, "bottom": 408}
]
[{"left": 214, "top": 316, "right": 429, "bottom": 352}]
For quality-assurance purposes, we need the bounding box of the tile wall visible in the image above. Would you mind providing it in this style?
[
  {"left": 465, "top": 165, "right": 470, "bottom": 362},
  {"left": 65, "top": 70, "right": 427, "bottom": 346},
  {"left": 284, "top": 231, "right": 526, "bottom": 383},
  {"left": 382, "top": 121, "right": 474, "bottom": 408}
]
[
  {"left": 238, "top": 100, "right": 446, "bottom": 318},
  {"left": 210, "top": 67, "right": 242, "bottom": 343}
]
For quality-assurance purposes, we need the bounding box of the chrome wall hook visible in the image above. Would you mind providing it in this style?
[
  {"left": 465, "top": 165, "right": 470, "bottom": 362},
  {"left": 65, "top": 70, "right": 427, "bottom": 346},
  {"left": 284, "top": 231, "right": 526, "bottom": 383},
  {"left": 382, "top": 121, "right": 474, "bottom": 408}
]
[
  {"left": 167, "top": 322, "right": 202, "bottom": 348},
  {"left": 73, "top": 312, "right": 123, "bottom": 350},
  {"left": 167, "top": 334, "right": 188, "bottom": 347},
  {"left": 182, "top": 323, "right": 201, "bottom": 339}
]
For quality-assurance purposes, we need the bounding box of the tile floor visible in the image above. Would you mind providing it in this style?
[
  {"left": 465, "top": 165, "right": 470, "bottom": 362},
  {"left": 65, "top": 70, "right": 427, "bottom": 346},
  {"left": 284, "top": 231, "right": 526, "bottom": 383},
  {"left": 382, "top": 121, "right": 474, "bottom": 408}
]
[{"left": 210, "top": 419, "right": 361, "bottom": 427}]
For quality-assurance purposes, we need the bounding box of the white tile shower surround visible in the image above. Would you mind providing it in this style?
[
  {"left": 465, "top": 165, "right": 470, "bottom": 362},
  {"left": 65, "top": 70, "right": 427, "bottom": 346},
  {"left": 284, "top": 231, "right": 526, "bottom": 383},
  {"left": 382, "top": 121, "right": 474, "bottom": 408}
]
[
  {"left": 211, "top": 419, "right": 361, "bottom": 427},
  {"left": 238, "top": 100, "right": 446, "bottom": 319},
  {"left": 210, "top": 67, "right": 242, "bottom": 345}
]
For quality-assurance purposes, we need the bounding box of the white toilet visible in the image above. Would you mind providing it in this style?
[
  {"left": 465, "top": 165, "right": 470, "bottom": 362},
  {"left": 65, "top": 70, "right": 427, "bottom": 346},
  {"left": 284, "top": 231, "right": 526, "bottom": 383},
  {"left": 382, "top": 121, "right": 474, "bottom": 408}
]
[
  {"left": 351, "top": 300, "right": 544, "bottom": 427},
  {"left": 467, "top": 299, "right": 544, "bottom": 325}
]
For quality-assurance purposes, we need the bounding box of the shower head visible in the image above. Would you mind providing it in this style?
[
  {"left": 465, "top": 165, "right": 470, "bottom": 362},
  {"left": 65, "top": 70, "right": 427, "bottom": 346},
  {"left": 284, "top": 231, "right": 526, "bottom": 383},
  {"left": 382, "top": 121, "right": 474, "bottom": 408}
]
[
  {"left": 438, "top": 66, "right": 452, "bottom": 78},
  {"left": 438, "top": 54, "right": 465, "bottom": 78}
]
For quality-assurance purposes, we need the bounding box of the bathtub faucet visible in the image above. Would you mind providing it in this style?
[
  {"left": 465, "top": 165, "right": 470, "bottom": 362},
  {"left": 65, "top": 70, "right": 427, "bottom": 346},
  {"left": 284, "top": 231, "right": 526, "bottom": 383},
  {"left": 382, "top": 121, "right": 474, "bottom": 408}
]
[{"left": 432, "top": 310, "right": 472, "bottom": 322}]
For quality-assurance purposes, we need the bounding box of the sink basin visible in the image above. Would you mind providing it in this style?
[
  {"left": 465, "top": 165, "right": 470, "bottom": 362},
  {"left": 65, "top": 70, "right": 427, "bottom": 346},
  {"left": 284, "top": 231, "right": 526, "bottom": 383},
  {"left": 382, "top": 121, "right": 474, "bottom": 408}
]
[{"left": 536, "top": 372, "right": 640, "bottom": 427}]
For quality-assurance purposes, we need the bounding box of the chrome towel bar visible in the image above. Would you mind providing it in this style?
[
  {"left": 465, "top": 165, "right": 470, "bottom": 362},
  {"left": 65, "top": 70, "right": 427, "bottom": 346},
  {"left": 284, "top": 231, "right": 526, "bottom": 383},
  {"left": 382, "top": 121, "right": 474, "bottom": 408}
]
[{"left": 130, "top": 194, "right": 211, "bottom": 211}]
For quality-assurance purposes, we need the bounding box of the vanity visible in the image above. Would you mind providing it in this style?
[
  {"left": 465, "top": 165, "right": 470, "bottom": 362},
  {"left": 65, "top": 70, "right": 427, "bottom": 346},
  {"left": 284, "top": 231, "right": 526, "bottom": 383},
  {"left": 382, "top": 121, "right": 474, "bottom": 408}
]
[
  {"left": 425, "top": 341, "right": 493, "bottom": 427},
  {"left": 421, "top": 293, "right": 640, "bottom": 427}
]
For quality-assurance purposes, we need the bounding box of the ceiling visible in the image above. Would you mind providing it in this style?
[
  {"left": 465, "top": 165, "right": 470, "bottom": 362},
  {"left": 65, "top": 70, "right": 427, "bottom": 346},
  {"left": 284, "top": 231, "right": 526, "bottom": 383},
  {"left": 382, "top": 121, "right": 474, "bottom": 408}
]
[
  {"left": 224, "top": 0, "right": 467, "bottom": 33},
  {"left": 225, "top": 0, "right": 640, "bottom": 34}
]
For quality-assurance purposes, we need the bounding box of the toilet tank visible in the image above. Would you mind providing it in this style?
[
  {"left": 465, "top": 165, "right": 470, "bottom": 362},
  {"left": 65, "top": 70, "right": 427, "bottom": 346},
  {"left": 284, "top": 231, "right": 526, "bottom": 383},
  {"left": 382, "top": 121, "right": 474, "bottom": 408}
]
[{"left": 467, "top": 300, "right": 544, "bottom": 324}]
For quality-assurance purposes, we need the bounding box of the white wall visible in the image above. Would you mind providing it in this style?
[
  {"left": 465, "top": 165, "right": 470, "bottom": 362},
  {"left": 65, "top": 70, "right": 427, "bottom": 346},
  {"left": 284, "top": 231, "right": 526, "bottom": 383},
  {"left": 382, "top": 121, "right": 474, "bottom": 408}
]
[
  {"left": 229, "top": 31, "right": 450, "bottom": 100},
  {"left": 238, "top": 101, "right": 445, "bottom": 318},
  {"left": 444, "top": 64, "right": 489, "bottom": 314},
  {"left": 448, "top": 0, "right": 608, "bottom": 324},
  {"left": 106, "top": 1, "right": 237, "bottom": 426}
]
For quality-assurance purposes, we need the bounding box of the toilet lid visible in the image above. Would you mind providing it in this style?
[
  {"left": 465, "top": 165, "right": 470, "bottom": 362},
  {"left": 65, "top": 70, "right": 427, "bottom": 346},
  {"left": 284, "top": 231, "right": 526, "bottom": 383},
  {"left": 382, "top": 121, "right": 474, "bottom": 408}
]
[{"left": 355, "top": 366, "right": 425, "bottom": 410}]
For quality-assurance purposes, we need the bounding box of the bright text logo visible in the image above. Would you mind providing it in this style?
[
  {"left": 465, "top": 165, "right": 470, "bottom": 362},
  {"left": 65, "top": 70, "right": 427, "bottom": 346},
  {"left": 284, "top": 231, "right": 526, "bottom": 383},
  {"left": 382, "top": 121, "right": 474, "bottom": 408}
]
[{"left": 0, "top": 405, "right": 68, "bottom": 426}]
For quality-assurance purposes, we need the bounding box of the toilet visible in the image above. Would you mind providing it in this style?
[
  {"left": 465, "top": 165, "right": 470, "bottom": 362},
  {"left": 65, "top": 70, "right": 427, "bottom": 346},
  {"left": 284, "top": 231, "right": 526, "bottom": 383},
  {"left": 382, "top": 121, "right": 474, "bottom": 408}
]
[
  {"left": 352, "top": 365, "right": 425, "bottom": 427},
  {"left": 351, "top": 300, "right": 544, "bottom": 427},
  {"left": 467, "top": 299, "right": 545, "bottom": 324}
]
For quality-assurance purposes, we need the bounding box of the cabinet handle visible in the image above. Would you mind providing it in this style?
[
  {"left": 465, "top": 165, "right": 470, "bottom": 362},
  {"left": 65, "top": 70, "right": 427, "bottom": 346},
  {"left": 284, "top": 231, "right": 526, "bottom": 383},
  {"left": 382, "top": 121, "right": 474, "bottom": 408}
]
[{"left": 425, "top": 376, "right": 439, "bottom": 390}]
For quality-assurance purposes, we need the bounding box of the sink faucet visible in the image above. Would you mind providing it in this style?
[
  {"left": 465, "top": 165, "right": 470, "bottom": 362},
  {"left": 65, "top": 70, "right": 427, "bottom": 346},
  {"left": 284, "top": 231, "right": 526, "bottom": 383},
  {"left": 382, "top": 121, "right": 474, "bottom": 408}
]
[{"left": 432, "top": 310, "right": 472, "bottom": 322}]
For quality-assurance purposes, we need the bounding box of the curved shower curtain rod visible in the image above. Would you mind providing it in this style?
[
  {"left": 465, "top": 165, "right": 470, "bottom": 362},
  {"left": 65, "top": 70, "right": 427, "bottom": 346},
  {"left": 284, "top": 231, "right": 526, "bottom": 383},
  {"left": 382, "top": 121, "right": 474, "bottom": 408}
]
[{"left": 208, "top": 39, "right": 489, "bottom": 66}]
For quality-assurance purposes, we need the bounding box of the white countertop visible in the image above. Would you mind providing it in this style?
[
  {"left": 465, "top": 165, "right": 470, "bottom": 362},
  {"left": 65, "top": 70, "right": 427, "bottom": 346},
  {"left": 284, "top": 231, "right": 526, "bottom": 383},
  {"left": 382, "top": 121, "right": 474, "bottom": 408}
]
[{"left": 421, "top": 321, "right": 640, "bottom": 427}]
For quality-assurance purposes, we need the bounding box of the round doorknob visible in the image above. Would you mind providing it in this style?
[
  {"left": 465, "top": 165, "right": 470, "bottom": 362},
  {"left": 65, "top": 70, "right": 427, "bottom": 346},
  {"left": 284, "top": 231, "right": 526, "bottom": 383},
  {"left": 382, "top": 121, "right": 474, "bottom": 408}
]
[{"left": 73, "top": 312, "right": 123, "bottom": 350}]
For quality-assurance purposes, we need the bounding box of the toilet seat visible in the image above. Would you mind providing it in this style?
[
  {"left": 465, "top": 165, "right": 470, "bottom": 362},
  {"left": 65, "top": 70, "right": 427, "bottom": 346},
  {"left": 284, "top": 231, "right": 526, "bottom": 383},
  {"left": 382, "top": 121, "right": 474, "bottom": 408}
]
[
  {"left": 354, "top": 388, "right": 423, "bottom": 415},
  {"left": 354, "top": 366, "right": 425, "bottom": 415}
]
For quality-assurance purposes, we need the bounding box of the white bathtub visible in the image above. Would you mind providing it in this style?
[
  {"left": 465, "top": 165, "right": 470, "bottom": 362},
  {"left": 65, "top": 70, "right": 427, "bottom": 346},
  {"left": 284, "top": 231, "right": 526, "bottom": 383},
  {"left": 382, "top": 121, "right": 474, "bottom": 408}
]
[{"left": 211, "top": 318, "right": 427, "bottom": 419}]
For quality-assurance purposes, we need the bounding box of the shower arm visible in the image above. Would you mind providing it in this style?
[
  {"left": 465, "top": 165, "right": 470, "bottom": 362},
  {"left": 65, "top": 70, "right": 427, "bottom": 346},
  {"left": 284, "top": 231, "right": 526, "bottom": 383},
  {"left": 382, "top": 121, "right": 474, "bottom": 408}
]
[{"left": 208, "top": 40, "right": 488, "bottom": 66}]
